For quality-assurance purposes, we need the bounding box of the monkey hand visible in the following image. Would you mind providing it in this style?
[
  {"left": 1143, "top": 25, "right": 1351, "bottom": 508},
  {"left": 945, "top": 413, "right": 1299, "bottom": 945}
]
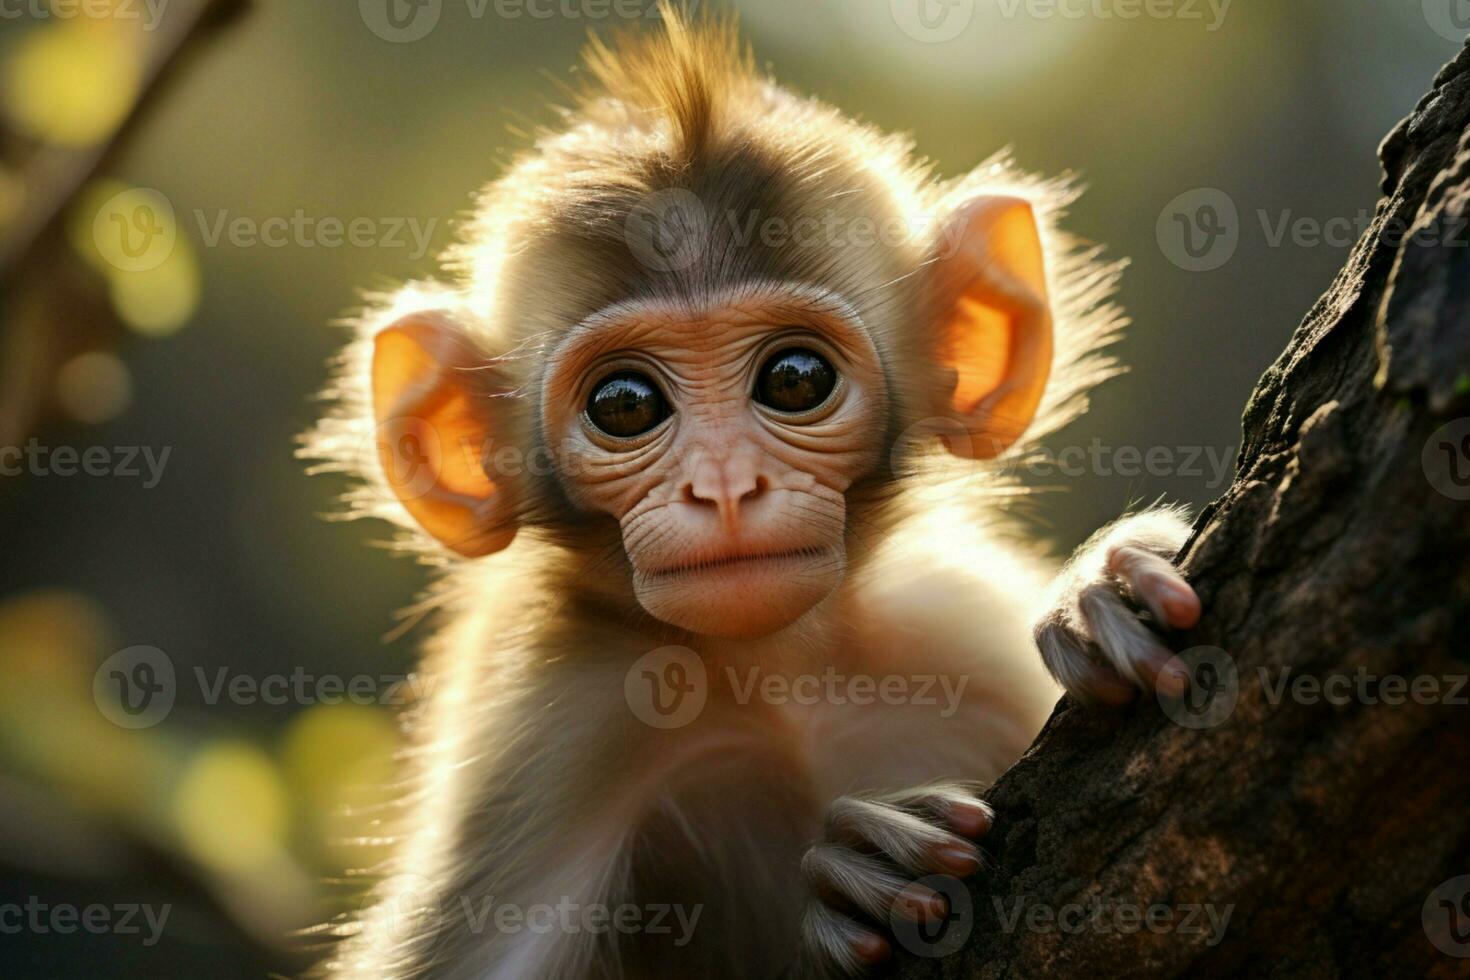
[
  {"left": 1032, "top": 507, "right": 1201, "bottom": 705},
  {"left": 796, "top": 785, "right": 992, "bottom": 977}
]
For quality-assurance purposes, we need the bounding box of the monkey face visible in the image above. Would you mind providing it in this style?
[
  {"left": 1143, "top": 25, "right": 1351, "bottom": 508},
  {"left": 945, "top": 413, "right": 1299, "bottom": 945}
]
[
  {"left": 361, "top": 193, "right": 1056, "bottom": 638},
  {"left": 540, "top": 287, "right": 889, "bottom": 639}
]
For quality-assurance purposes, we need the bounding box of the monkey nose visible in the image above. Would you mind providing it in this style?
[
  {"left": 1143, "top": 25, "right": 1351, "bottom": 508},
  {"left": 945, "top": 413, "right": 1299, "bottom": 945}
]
[{"left": 682, "top": 461, "right": 768, "bottom": 534}]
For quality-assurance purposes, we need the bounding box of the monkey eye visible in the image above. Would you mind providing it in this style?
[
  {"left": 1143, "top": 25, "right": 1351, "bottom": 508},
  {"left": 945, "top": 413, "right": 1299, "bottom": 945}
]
[
  {"left": 586, "top": 371, "right": 671, "bottom": 439},
  {"left": 753, "top": 348, "right": 838, "bottom": 415}
]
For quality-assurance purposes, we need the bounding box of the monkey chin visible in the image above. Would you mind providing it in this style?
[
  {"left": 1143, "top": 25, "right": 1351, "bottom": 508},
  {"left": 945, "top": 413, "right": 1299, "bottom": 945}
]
[{"left": 632, "top": 547, "right": 846, "bottom": 640}]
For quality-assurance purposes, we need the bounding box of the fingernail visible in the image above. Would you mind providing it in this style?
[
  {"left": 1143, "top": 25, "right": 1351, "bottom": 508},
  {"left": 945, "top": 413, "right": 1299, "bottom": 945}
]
[
  {"left": 852, "top": 931, "right": 891, "bottom": 964},
  {"left": 1157, "top": 665, "right": 1190, "bottom": 696},
  {"left": 947, "top": 801, "right": 993, "bottom": 838},
  {"left": 935, "top": 843, "right": 981, "bottom": 876},
  {"left": 1162, "top": 587, "right": 1199, "bottom": 626},
  {"left": 895, "top": 884, "right": 947, "bottom": 921}
]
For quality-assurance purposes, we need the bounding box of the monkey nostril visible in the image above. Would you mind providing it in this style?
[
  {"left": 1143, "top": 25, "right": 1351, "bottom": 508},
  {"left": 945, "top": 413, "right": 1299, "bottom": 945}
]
[{"left": 682, "top": 474, "right": 766, "bottom": 510}]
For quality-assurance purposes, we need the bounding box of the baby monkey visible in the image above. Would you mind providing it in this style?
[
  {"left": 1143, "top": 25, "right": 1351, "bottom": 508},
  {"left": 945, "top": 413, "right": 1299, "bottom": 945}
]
[{"left": 306, "top": 9, "right": 1200, "bottom": 979}]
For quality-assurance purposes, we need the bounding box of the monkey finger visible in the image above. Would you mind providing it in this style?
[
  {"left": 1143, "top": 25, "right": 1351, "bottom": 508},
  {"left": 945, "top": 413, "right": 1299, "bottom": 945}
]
[
  {"left": 824, "top": 797, "right": 980, "bottom": 877},
  {"left": 942, "top": 798, "right": 993, "bottom": 840},
  {"left": 1035, "top": 622, "right": 1137, "bottom": 706},
  {"left": 1106, "top": 545, "right": 1201, "bottom": 630},
  {"left": 1077, "top": 585, "right": 1189, "bottom": 697},
  {"left": 803, "top": 846, "right": 948, "bottom": 927},
  {"left": 870, "top": 785, "right": 993, "bottom": 841},
  {"left": 1071, "top": 657, "right": 1140, "bottom": 705},
  {"left": 801, "top": 902, "right": 891, "bottom": 975}
]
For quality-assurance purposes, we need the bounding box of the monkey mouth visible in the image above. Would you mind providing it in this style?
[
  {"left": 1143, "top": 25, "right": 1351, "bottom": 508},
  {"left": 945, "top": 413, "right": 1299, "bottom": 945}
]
[
  {"left": 633, "top": 544, "right": 846, "bottom": 638},
  {"left": 645, "top": 546, "right": 830, "bottom": 579}
]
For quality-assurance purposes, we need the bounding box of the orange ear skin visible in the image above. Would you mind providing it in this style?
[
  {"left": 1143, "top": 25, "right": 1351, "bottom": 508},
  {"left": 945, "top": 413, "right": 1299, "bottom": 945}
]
[
  {"left": 929, "top": 196, "right": 1054, "bottom": 460},
  {"left": 371, "top": 314, "right": 517, "bottom": 557}
]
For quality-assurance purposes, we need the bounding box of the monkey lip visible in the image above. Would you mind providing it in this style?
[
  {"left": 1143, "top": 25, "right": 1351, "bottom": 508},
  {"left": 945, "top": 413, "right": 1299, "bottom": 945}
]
[
  {"left": 633, "top": 544, "right": 845, "bottom": 638},
  {"left": 645, "top": 546, "right": 830, "bottom": 579}
]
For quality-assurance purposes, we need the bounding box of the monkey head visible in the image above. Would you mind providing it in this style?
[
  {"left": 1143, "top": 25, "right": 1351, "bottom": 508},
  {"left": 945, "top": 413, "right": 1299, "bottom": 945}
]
[{"left": 345, "top": 18, "right": 1074, "bottom": 642}]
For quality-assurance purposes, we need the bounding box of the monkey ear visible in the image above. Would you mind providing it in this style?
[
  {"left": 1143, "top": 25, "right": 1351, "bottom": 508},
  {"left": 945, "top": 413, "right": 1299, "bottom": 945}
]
[
  {"left": 926, "top": 195, "right": 1053, "bottom": 460},
  {"left": 370, "top": 313, "right": 517, "bottom": 557}
]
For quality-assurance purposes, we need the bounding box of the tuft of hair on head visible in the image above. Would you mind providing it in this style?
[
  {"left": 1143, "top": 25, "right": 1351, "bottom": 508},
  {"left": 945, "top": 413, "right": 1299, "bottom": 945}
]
[{"left": 579, "top": 2, "right": 754, "bottom": 165}]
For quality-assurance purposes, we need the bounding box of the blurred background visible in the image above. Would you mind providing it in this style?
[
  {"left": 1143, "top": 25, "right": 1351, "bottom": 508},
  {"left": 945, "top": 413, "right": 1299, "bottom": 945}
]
[{"left": 0, "top": 1, "right": 1459, "bottom": 975}]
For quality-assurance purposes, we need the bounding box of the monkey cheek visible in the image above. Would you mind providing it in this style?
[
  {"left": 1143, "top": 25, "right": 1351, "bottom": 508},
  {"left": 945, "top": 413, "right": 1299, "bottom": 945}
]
[{"left": 631, "top": 553, "right": 846, "bottom": 640}]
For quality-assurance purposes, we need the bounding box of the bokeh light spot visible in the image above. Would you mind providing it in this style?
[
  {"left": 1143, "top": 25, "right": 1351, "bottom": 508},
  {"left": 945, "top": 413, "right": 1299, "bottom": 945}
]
[
  {"left": 67, "top": 180, "right": 200, "bottom": 335},
  {"left": 282, "top": 702, "right": 399, "bottom": 866},
  {"left": 56, "top": 350, "right": 133, "bottom": 424},
  {"left": 108, "top": 242, "right": 201, "bottom": 336},
  {"left": 173, "top": 742, "right": 289, "bottom": 872},
  {"left": 0, "top": 590, "right": 110, "bottom": 686},
  {"left": 2, "top": 23, "right": 141, "bottom": 146}
]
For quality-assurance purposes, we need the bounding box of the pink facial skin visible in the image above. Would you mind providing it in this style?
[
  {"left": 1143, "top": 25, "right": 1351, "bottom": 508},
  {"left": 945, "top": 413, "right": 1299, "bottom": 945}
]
[{"left": 540, "top": 287, "right": 889, "bottom": 639}]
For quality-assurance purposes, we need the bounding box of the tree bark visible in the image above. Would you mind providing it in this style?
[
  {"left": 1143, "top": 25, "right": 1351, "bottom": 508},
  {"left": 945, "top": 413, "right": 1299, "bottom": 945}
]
[{"left": 896, "top": 42, "right": 1470, "bottom": 980}]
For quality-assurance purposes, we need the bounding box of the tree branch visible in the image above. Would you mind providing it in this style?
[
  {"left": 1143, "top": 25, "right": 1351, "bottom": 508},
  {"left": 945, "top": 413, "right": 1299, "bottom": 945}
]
[{"left": 896, "top": 41, "right": 1470, "bottom": 980}]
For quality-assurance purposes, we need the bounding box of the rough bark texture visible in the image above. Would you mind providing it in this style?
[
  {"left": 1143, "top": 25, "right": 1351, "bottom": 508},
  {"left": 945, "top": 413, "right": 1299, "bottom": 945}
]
[{"left": 895, "top": 43, "right": 1470, "bottom": 980}]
